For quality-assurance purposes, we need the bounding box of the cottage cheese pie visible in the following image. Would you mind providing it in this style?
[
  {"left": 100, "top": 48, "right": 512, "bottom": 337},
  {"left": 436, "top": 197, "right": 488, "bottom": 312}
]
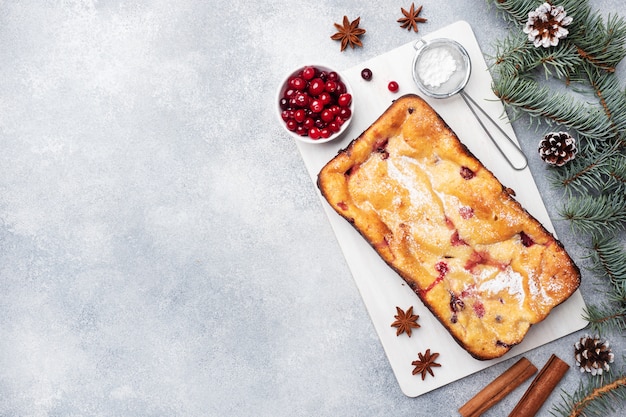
[{"left": 317, "top": 94, "right": 580, "bottom": 360}]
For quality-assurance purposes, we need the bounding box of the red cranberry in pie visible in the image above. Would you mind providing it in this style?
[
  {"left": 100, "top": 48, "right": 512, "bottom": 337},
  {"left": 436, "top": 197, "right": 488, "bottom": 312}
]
[
  {"left": 459, "top": 206, "right": 474, "bottom": 219},
  {"left": 460, "top": 166, "right": 475, "bottom": 179},
  {"left": 473, "top": 301, "right": 485, "bottom": 318},
  {"left": 520, "top": 231, "right": 535, "bottom": 247},
  {"left": 451, "top": 230, "right": 468, "bottom": 246},
  {"left": 435, "top": 261, "right": 449, "bottom": 276}
]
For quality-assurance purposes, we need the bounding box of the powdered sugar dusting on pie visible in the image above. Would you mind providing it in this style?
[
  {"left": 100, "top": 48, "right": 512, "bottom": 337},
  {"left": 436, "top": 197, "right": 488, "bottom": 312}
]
[{"left": 479, "top": 267, "right": 525, "bottom": 305}]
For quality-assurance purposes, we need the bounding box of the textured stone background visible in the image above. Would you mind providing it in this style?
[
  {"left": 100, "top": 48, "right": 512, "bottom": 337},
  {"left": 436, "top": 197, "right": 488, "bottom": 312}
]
[{"left": 0, "top": 1, "right": 623, "bottom": 416}]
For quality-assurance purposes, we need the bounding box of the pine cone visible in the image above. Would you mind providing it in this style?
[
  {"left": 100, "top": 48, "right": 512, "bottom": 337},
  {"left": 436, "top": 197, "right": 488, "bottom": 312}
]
[
  {"left": 574, "top": 335, "right": 614, "bottom": 376},
  {"left": 523, "top": 2, "right": 573, "bottom": 48},
  {"left": 538, "top": 132, "right": 577, "bottom": 166}
]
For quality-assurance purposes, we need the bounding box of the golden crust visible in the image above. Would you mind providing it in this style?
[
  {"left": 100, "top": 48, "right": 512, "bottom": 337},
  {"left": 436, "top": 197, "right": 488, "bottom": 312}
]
[{"left": 317, "top": 94, "right": 580, "bottom": 360}]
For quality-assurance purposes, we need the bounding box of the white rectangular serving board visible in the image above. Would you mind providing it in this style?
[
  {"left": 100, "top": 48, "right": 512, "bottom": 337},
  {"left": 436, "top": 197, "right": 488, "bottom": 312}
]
[{"left": 295, "top": 20, "right": 587, "bottom": 397}]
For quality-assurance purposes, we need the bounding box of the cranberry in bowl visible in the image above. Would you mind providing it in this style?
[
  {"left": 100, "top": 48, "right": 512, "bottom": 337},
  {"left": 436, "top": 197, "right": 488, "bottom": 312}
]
[{"left": 277, "top": 65, "right": 354, "bottom": 144}]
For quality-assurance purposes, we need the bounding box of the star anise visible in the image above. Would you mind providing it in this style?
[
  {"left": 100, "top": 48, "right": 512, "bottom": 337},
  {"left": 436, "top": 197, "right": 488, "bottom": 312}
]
[
  {"left": 331, "top": 16, "right": 366, "bottom": 51},
  {"left": 412, "top": 349, "right": 441, "bottom": 380},
  {"left": 391, "top": 306, "right": 420, "bottom": 337},
  {"left": 398, "top": 3, "right": 427, "bottom": 32}
]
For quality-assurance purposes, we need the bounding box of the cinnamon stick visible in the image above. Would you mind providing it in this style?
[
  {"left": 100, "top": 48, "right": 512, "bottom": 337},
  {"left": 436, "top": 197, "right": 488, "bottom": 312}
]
[
  {"left": 458, "top": 357, "right": 537, "bottom": 417},
  {"left": 508, "top": 354, "right": 570, "bottom": 417}
]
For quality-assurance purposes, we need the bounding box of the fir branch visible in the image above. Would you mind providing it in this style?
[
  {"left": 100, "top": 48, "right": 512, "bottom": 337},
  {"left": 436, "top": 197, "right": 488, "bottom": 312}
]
[
  {"left": 572, "top": 12, "right": 626, "bottom": 72},
  {"left": 557, "top": 1, "right": 585, "bottom": 30},
  {"left": 488, "top": 2, "right": 626, "bottom": 415},
  {"left": 493, "top": 32, "right": 582, "bottom": 79},
  {"left": 486, "top": 0, "right": 542, "bottom": 24},
  {"left": 486, "top": 0, "right": 594, "bottom": 40},
  {"left": 551, "top": 140, "right": 623, "bottom": 197},
  {"left": 489, "top": 1, "right": 626, "bottom": 140},
  {"left": 538, "top": 42, "right": 583, "bottom": 79},
  {"left": 551, "top": 373, "right": 626, "bottom": 417},
  {"left": 605, "top": 284, "right": 626, "bottom": 305},
  {"left": 493, "top": 75, "right": 613, "bottom": 140},
  {"left": 560, "top": 193, "right": 626, "bottom": 238},
  {"left": 582, "top": 64, "right": 626, "bottom": 137},
  {"left": 589, "top": 235, "right": 626, "bottom": 292},
  {"left": 583, "top": 303, "right": 626, "bottom": 336},
  {"left": 607, "top": 156, "right": 626, "bottom": 193},
  {"left": 492, "top": 32, "right": 540, "bottom": 78}
]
